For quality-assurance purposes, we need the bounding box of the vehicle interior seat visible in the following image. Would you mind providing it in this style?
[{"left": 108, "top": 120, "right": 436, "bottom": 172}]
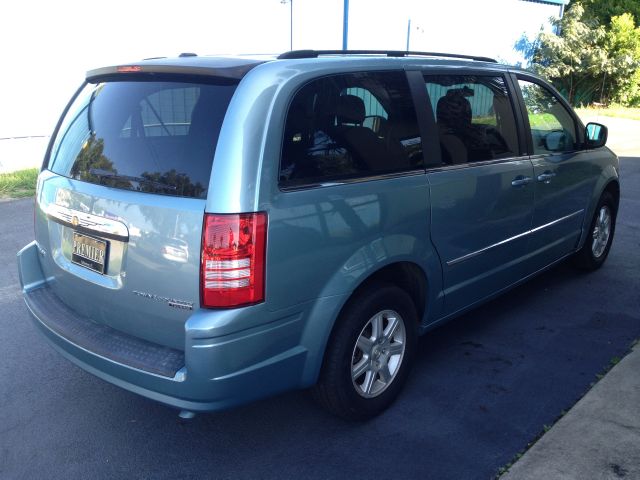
[
  {"left": 280, "top": 102, "right": 313, "bottom": 181},
  {"left": 436, "top": 89, "right": 472, "bottom": 164},
  {"left": 491, "top": 94, "right": 518, "bottom": 157},
  {"left": 332, "top": 94, "right": 393, "bottom": 172}
]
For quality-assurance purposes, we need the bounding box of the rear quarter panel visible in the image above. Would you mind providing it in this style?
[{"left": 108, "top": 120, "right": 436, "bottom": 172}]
[
  {"left": 209, "top": 61, "right": 445, "bottom": 310},
  {"left": 207, "top": 61, "right": 445, "bottom": 382}
]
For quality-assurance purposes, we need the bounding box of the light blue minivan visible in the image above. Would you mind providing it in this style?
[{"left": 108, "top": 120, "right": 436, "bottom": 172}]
[{"left": 18, "top": 50, "right": 619, "bottom": 420}]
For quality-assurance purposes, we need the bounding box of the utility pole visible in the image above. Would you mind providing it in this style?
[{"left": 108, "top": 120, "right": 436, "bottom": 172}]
[
  {"left": 406, "top": 18, "right": 411, "bottom": 51},
  {"left": 281, "top": 0, "right": 293, "bottom": 50},
  {"left": 343, "top": 0, "right": 349, "bottom": 50}
]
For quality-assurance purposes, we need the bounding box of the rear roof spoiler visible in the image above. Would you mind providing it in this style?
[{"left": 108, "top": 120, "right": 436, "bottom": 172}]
[{"left": 86, "top": 62, "right": 262, "bottom": 82}]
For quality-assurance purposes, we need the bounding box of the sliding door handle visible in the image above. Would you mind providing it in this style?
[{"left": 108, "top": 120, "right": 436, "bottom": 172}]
[
  {"left": 537, "top": 171, "right": 557, "bottom": 184},
  {"left": 511, "top": 176, "right": 532, "bottom": 187}
]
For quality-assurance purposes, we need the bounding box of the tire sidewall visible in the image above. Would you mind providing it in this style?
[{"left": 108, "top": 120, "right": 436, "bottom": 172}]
[
  {"left": 330, "top": 284, "right": 418, "bottom": 420},
  {"left": 584, "top": 192, "right": 617, "bottom": 269}
]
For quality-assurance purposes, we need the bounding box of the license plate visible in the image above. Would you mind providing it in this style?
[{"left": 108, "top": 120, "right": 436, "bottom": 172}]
[{"left": 71, "top": 232, "right": 109, "bottom": 274}]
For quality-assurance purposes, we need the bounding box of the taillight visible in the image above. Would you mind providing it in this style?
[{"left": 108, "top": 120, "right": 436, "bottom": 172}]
[{"left": 200, "top": 212, "right": 267, "bottom": 308}]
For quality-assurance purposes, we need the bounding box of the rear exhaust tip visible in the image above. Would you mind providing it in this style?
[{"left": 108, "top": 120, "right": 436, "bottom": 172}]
[{"left": 178, "top": 410, "right": 197, "bottom": 420}]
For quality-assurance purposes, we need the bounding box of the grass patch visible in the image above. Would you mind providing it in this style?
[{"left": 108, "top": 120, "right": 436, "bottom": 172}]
[
  {"left": 576, "top": 106, "right": 640, "bottom": 122},
  {"left": 527, "top": 113, "right": 561, "bottom": 129},
  {"left": 0, "top": 168, "right": 38, "bottom": 198}
]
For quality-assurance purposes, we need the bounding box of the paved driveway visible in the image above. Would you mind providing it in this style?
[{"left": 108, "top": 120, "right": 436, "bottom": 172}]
[
  {"left": 578, "top": 115, "right": 640, "bottom": 157},
  {"left": 1, "top": 158, "right": 639, "bottom": 480}
]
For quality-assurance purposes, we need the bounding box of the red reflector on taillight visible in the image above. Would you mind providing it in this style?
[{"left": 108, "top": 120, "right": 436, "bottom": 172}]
[{"left": 200, "top": 212, "right": 267, "bottom": 308}]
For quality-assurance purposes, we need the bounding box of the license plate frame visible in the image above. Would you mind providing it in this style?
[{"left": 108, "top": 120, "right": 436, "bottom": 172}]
[{"left": 71, "top": 232, "right": 109, "bottom": 274}]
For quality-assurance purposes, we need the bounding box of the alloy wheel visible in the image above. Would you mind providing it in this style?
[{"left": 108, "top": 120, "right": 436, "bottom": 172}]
[
  {"left": 592, "top": 205, "right": 612, "bottom": 258},
  {"left": 351, "top": 309, "right": 406, "bottom": 398}
]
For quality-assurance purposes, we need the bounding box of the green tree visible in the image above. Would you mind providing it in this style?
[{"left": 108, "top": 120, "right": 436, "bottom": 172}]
[
  {"left": 578, "top": 0, "right": 640, "bottom": 26},
  {"left": 517, "top": 3, "right": 640, "bottom": 106},
  {"left": 604, "top": 13, "right": 640, "bottom": 105},
  {"left": 70, "top": 136, "right": 116, "bottom": 181},
  {"left": 524, "top": 4, "right": 607, "bottom": 105}
]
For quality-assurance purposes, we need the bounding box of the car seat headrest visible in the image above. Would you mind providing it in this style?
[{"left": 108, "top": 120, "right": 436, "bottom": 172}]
[
  {"left": 336, "top": 94, "right": 366, "bottom": 125},
  {"left": 436, "top": 88, "right": 473, "bottom": 129}
]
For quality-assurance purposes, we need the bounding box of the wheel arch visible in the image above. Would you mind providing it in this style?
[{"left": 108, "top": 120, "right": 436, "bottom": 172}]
[
  {"left": 578, "top": 170, "right": 620, "bottom": 251},
  {"left": 299, "top": 260, "right": 431, "bottom": 387},
  {"left": 603, "top": 178, "right": 620, "bottom": 212},
  {"left": 348, "top": 262, "right": 428, "bottom": 322}
]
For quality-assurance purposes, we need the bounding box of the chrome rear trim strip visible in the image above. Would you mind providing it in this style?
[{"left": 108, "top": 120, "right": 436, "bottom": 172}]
[
  {"left": 45, "top": 203, "right": 129, "bottom": 242},
  {"left": 529, "top": 210, "right": 584, "bottom": 234},
  {"left": 446, "top": 209, "right": 584, "bottom": 266},
  {"left": 446, "top": 230, "right": 530, "bottom": 266}
]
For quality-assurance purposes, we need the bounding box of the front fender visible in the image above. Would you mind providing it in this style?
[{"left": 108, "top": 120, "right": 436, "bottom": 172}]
[{"left": 577, "top": 156, "right": 619, "bottom": 250}]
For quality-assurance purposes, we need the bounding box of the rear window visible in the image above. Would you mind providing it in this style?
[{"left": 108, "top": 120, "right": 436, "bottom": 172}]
[{"left": 48, "top": 79, "right": 237, "bottom": 198}]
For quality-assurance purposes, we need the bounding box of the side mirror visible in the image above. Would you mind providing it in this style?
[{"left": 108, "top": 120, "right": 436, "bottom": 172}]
[
  {"left": 544, "top": 130, "right": 568, "bottom": 152},
  {"left": 585, "top": 122, "right": 607, "bottom": 149}
]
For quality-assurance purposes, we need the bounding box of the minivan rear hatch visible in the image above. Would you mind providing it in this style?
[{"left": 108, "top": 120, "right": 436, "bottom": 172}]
[{"left": 37, "top": 73, "right": 237, "bottom": 350}]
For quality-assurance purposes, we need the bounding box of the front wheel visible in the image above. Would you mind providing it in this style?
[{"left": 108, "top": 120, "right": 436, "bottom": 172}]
[
  {"left": 573, "top": 191, "right": 617, "bottom": 270},
  {"left": 312, "top": 284, "right": 418, "bottom": 421}
]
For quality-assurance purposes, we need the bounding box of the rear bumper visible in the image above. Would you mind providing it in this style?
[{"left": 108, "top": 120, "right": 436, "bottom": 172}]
[{"left": 17, "top": 241, "right": 315, "bottom": 412}]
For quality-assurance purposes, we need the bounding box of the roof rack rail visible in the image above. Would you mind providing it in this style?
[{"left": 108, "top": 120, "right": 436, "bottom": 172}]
[{"left": 277, "top": 49, "right": 497, "bottom": 63}]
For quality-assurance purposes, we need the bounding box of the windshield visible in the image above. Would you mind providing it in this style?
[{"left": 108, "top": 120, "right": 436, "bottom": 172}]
[{"left": 48, "top": 79, "right": 237, "bottom": 198}]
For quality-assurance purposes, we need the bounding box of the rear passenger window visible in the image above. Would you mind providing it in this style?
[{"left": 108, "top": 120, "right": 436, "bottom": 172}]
[
  {"left": 424, "top": 75, "right": 519, "bottom": 165},
  {"left": 280, "top": 71, "right": 422, "bottom": 187},
  {"left": 518, "top": 79, "right": 577, "bottom": 154}
]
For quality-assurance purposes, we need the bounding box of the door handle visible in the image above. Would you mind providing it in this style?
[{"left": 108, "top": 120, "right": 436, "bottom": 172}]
[
  {"left": 511, "top": 176, "right": 532, "bottom": 187},
  {"left": 537, "top": 171, "right": 557, "bottom": 184}
]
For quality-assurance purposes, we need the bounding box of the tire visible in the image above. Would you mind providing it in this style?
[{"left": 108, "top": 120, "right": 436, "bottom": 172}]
[
  {"left": 573, "top": 191, "right": 617, "bottom": 271},
  {"left": 312, "top": 283, "right": 418, "bottom": 421}
]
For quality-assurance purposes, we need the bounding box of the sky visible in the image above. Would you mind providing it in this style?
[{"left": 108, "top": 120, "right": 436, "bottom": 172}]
[{"left": 0, "top": 0, "right": 562, "bottom": 138}]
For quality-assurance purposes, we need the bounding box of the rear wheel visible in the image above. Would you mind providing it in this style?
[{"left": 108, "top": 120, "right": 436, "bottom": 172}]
[
  {"left": 312, "top": 284, "right": 418, "bottom": 421},
  {"left": 573, "top": 191, "right": 617, "bottom": 270}
]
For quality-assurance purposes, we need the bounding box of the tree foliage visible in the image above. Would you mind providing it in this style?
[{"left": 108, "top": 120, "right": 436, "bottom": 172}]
[
  {"left": 578, "top": 0, "right": 640, "bottom": 26},
  {"left": 517, "top": 3, "right": 640, "bottom": 106},
  {"left": 605, "top": 13, "right": 640, "bottom": 105}
]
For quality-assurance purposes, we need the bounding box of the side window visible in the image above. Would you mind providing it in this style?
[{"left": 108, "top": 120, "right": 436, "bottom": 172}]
[
  {"left": 518, "top": 79, "right": 577, "bottom": 154},
  {"left": 280, "top": 71, "right": 422, "bottom": 187},
  {"left": 425, "top": 75, "right": 519, "bottom": 165}
]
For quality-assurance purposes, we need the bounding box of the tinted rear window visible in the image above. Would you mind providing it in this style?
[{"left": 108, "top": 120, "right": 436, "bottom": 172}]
[{"left": 48, "top": 79, "right": 237, "bottom": 198}]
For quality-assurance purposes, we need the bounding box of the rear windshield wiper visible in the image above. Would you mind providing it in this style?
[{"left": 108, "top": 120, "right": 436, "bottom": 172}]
[{"left": 89, "top": 169, "right": 177, "bottom": 192}]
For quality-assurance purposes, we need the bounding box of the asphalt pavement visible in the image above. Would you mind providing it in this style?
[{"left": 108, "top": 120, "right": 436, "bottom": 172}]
[
  {"left": 502, "top": 342, "right": 640, "bottom": 479},
  {"left": 579, "top": 115, "right": 640, "bottom": 157},
  {"left": 1, "top": 158, "right": 639, "bottom": 480}
]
